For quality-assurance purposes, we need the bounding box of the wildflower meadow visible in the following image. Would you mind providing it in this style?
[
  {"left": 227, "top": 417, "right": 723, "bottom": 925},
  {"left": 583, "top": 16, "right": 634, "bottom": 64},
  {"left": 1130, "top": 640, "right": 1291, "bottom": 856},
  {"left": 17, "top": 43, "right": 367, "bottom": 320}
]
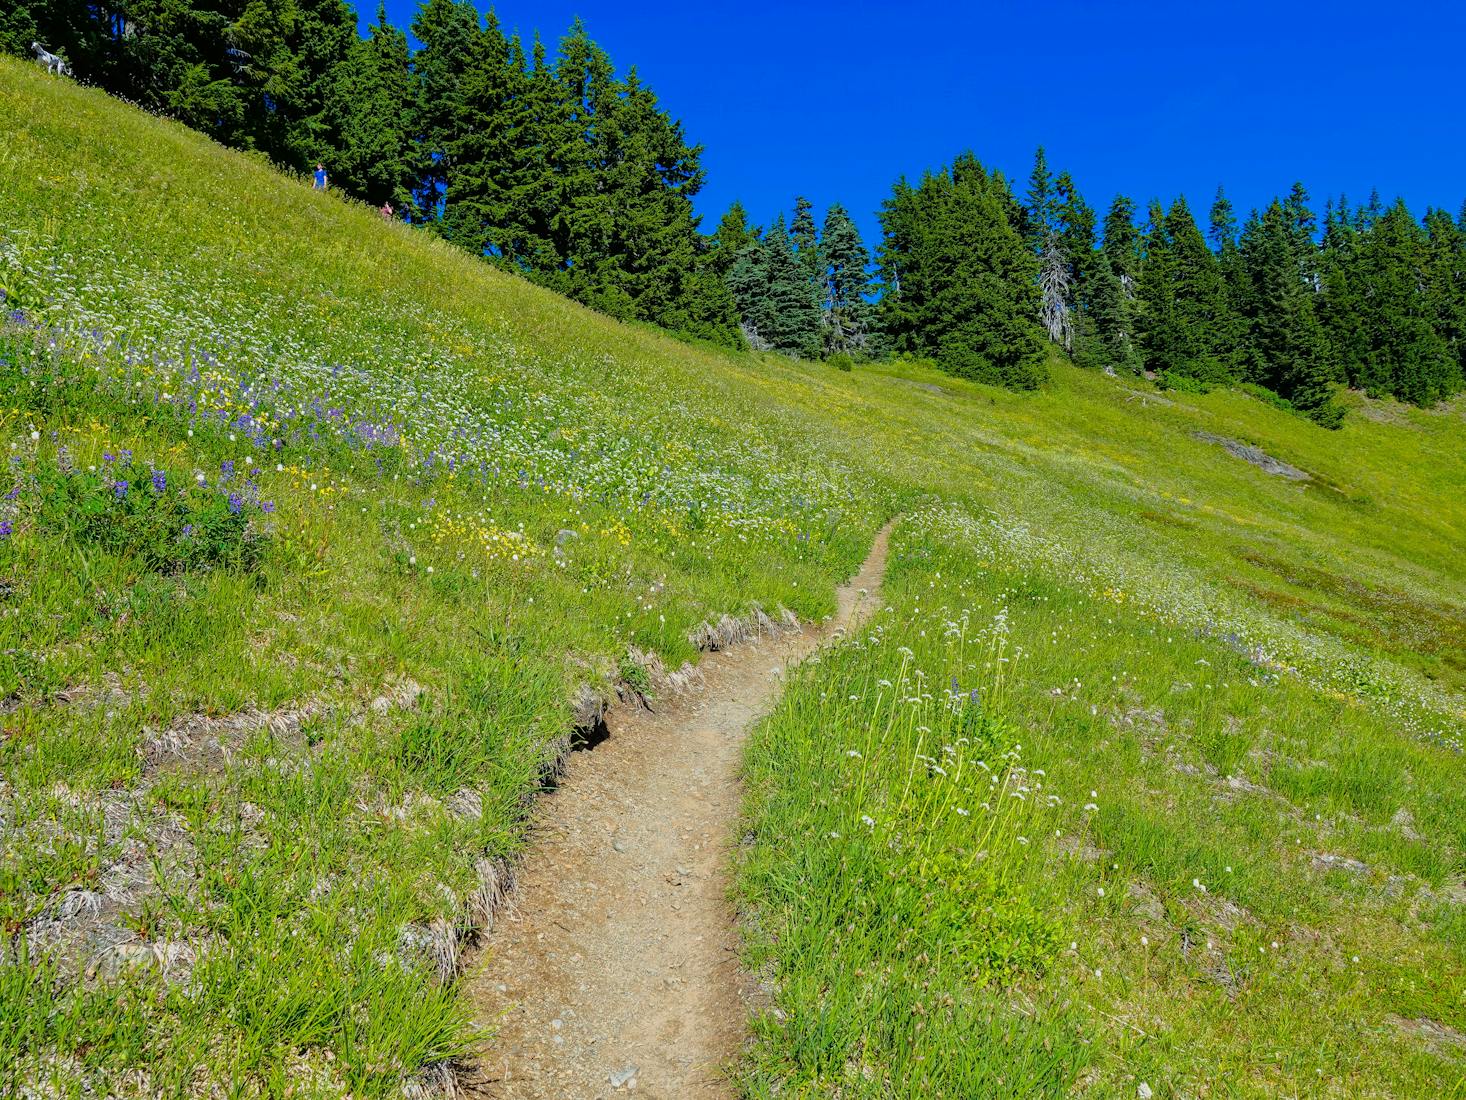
[{"left": 2, "top": 57, "right": 1463, "bottom": 1098}]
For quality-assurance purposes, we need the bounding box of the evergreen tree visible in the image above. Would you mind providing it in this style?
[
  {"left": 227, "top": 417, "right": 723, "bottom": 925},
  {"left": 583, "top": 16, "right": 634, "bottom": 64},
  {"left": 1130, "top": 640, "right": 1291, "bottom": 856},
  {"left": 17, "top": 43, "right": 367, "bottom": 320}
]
[
  {"left": 325, "top": 5, "right": 415, "bottom": 207},
  {"left": 1352, "top": 200, "right": 1456, "bottom": 403},
  {"left": 820, "top": 204, "right": 875, "bottom": 356},
  {"left": 1135, "top": 199, "right": 1177, "bottom": 372},
  {"left": 411, "top": 0, "right": 482, "bottom": 222},
  {"left": 1025, "top": 149, "right": 1073, "bottom": 350},
  {"left": 1054, "top": 170, "right": 1095, "bottom": 357},
  {"left": 1085, "top": 249, "right": 1142, "bottom": 373},
  {"left": 1318, "top": 197, "right": 1370, "bottom": 388},
  {"left": 731, "top": 215, "right": 822, "bottom": 358},
  {"left": 879, "top": 153, "right": 1045, "bottom": 388},
  {"left": 1238, "top": 200, "right": 1343, "bottom": 424},
  {"left": 708, "top": 203, "right": 758, "bottom": 282},
  {"left": 1101, "top": 195, "right": 1142, "bottom": 293},
  {"left": 789, "top": 196, "right": 822, "bottom": 284},
  {"left": 1423, "top": 206, "right": 1466, "bottom": 387},
  {"left": 1024, "top": 146, "right": 1057, "bottom": 251}
]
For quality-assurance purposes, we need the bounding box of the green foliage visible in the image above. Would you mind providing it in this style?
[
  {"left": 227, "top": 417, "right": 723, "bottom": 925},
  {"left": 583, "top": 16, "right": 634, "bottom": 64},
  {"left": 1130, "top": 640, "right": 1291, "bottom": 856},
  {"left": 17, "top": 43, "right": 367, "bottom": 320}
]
[
  {"left": 22, "top": 454, "right": 270, "bottom": 573},
  {"left": 1155, "top": 368, "right": 1212, "bottom": 394},
  {"left": 324, "top": 5, "right": 415, "bottom": 206},
  {"left": 819, "top": 204, "right": 876, "bottom": 356},
  {"left": 727, "top": 213, "right": 823, "bottom": 358},
  {"left": 879, "top": 153, "right": 1046, "bottom": 389}
]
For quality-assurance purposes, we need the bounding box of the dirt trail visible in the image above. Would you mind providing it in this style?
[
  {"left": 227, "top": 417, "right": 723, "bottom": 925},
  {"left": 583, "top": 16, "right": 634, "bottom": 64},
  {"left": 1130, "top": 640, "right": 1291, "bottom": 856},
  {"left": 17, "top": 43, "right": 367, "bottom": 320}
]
[{"left": 464, "top": 525, "right": 892, "bottom": 1099}]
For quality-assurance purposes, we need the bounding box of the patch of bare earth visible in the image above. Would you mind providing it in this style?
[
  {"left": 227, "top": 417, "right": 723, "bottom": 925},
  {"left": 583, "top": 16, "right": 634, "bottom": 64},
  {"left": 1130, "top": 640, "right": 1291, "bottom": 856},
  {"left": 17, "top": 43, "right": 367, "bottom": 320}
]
[{"left": 463, "top": 526, "right": 892, "bottom": 1099}]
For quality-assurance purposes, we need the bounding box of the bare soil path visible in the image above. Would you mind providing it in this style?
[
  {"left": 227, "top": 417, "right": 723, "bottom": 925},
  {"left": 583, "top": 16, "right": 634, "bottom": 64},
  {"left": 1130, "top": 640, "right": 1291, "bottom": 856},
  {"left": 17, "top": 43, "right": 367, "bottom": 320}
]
[{"left": 464, "top": 525, "right": 892, "bottom": 1099}]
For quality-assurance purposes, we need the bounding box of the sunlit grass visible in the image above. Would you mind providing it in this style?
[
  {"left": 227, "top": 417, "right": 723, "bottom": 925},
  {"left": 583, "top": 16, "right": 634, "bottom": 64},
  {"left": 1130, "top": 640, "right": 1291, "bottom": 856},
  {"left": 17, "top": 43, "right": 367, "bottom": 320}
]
[{"left": 1, "top": 56, "right": 1462, "bottom": 1096}]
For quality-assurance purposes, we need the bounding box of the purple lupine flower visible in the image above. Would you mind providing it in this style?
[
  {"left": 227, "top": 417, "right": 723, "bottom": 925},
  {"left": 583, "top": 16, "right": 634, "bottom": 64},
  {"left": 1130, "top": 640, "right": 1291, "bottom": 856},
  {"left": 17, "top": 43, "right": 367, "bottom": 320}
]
[
  {"left": 227, "top": 491, "right": 243, "bottom": 515},
  {"left": 151, "top": 469, "right": 167, "bottom": 493},
  {"left": 261, "top": 500, "right": 275, "bottom": 514},
  {"left": 103, "top": 452, "right": 116, "bottom": 464},
  {"left": 0, "top": 520, "right": 12, "bottom": 539},
  {"left": 181, "top": 524, "right": 195, "bottom": 538},
  {"left": 113, "top": 480, "right": 129, "bottom": 499}
]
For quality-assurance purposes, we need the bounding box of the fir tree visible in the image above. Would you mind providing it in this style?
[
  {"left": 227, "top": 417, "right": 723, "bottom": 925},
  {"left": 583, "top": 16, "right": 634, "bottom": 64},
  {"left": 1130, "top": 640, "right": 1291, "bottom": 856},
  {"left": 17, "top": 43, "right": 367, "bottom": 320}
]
[
  {"left": 325, "top": 5, "right": 415, "bottom": 206},
  {"left": 789, "top": 196, "right": 822, "bottom": 285},
  {"left": 879, "top": 153, "right": 1044, "bottom": 388},
  {"left": 1238, "top": 200, "right": 1343, "bottom": 424},
  {"left": 820, "top": 204, "right": 875, "bottom": 356},
  {"left": 410, "top": 0, "right": 482, "bottom": 222},
  {"left": 739, "top": 215, "right": 822, "bottom": 358}
]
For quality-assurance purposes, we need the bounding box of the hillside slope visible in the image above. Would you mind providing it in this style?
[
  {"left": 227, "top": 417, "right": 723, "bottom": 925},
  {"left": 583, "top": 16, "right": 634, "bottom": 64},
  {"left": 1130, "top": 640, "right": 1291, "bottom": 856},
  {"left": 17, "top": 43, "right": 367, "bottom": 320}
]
[{"left": 2, "top": 59, "right": 1463, "bottom": 1097}]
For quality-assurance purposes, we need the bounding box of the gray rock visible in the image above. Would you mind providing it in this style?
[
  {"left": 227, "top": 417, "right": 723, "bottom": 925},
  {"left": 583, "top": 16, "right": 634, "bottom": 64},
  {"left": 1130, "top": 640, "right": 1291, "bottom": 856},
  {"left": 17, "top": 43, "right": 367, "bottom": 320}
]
[
  {"left": 612, "top": 836, "right": 629, "bottom": 853},
  {"left": 1194, "top": 431, "right": 1309, "bottom": 481},
  {"left": 1312, "top": 853, "right": 1369, "bottom": 875},
  {"left": 609, "top": 1065, "right": 639, "bottom": 1089}
]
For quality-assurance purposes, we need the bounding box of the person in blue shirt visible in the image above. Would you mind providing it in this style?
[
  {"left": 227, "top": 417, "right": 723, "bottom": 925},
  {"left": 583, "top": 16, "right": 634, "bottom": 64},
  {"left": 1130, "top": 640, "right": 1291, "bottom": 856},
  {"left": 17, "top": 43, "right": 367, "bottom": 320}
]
[{"left": 312, "top": 164, "right": 328, "bottom": 190}]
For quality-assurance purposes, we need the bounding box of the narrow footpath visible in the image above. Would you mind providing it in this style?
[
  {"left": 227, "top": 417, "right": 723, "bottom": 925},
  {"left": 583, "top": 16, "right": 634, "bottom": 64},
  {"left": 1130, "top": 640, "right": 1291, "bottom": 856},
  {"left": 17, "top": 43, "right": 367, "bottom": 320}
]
[{"left": 464, "top": 525, "right": 892, "bottom": 1099}]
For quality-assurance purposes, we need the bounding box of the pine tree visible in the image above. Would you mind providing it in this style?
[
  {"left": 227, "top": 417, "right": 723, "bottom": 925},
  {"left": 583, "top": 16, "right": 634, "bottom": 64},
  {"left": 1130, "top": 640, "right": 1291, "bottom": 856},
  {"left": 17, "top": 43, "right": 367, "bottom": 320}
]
[
  {"left": 879, "top": 153, "right": 1045, "bottom": 388},
  {"left": 726, "top": 230, "right": 773, "bottom": 350},
  {"left": 1166, "top": 196, "right": 1238, "bottom": 380},
  {"left": 1423, "top": 206, "right": 1466, "bottom": 390},
  {"left": 1354, "top": 200, "right": 1455, "bottom": 404},
  {"left": 1135, "top": 199, "right": 1178, "bottom": 373},
  {"left": 1024, "top": 146, "right": 1057, "bottom": 252},
  {"left": 1026, "top": 149, "right": 1072, "bottom": 350},
  {"left": 1085, "top": 249, "right": 1142, "bottom": 373},
  {"left": 820, "top": 204, "right": 876, "bottom": 356},
  {"left": 737, "top": 215, "right": 821, "bottom": 358},
  {"left": 325, "top": 5, "right": 415, "bottom": 206},
  {"left": 438, "top": 10, "right": 519, "bottom": 253},
  {"left": 1054, "top": 170, "right": 1095, "bottom": 358},
  {"left": 1318, "top": 197, "right": 1370, "bottom": 388},
  {"left": 789, "top": 196, "right": 822, "bottom": 284},
  {"left": 411, "top": 0, "right": 482, "bottom": 222},
  {"left": 1238, "top": 200, "right": 1343, "bottom": 424}
]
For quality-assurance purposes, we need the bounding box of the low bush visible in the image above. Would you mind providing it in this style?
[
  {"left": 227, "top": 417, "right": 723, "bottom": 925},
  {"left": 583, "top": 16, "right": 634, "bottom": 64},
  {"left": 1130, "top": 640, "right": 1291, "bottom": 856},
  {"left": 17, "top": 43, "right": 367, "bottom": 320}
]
[{"left": 12, "top": 452, "right": 272, "bottom": 572}]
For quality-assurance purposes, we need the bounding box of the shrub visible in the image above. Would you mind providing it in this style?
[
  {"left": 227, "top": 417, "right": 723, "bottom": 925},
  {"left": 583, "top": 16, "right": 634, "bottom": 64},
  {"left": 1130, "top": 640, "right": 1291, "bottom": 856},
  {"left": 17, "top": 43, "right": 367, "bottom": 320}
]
[
  {"left": 23, "top": 453, "right": 272, "bottom": 572},
  {"left": 1155, "top": 369, "right": 1212, "bottom": 395},
  {"left": 1239, "top": 382, "right": 1297, "bottom": 413},
  {"left": 827, "top": 352, "right": 855, "bottom": 372}
]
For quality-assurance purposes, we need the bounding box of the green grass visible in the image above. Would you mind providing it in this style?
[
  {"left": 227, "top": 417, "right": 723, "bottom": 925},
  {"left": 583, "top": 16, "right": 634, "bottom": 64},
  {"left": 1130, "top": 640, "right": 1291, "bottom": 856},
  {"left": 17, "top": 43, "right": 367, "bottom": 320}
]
[{"left": 1, "top": 57, "right": 1463, "bottom": 1097}]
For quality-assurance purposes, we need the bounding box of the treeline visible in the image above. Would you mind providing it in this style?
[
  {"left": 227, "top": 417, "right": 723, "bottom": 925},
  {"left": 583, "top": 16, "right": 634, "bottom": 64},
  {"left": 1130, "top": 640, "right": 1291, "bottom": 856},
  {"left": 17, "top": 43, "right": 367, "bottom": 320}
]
[
  {"left": 5, "top": 4, "right": 1465, "bottom": 419},
  {"left": 1, "top": 0, "right": 741, "bottom": 344},
  {"left": 868, "top": 147, "right": 1466, "bottom": 422}
]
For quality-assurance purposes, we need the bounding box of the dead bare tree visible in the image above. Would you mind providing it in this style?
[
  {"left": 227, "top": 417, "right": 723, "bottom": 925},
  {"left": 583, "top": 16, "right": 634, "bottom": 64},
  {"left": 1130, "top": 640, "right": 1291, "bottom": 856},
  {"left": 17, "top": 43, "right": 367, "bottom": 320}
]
[{"left": 1038, "top": 233, "right": 1073, "bottom": 351}]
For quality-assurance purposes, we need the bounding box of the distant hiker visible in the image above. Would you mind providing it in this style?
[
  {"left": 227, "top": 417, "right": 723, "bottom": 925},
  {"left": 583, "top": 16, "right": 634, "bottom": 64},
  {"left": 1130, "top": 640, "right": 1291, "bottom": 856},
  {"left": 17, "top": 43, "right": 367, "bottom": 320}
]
[
  {"left": 380, "top": 201, "right": 394, "bottom": 220},
  {"left": 312, "top": 163, "right": 328, "bottom": 190}
]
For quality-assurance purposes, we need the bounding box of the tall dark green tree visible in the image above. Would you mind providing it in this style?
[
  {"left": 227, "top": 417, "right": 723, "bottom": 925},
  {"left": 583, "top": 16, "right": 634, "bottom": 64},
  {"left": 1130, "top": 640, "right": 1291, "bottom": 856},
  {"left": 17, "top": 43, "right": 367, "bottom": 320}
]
[
  {"left": 1083, "top": 195, "right": 1143, "bottom": 372},
  {"left": 728, "top": 215, "right": 822, "bottom": 358},
  {"left": 324, "top": 4, "right": 415, "bottom": 207},
  {"left": 1238, "top": 200, "right": 1343, "bottom": 424},
  {"left": 820, "top": 203, "right": 876, "bottom": 356},
  {"left": 410, "top": 0, "right": 482, "bottom": 222},
  {"left": 879, "top": 153, "right": 1045, "bottom": 388},
  {"left": 1350, "top": 200, "right": 1456, "bottom": 404},
  {"left": 789, "top": 196, "right": 821, "bottom": 283}
]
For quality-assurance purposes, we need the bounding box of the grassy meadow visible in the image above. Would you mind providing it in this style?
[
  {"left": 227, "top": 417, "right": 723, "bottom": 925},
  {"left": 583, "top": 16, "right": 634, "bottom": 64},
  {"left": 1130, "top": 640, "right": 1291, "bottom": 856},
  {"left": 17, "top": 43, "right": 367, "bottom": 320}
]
[{"left": 1, "top": 57, "right": 1463, "bottom": 1097}]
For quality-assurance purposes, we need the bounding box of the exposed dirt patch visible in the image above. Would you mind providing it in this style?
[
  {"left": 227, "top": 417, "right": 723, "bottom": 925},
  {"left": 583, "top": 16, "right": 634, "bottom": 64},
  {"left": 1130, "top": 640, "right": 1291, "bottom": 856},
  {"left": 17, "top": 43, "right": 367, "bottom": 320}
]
[
  {"left": 463, "top": 526, "right": 892, "bottom": 1099},
  {"left": 1387, "top": 1014, "right": 1466, "bottom": 1055}
]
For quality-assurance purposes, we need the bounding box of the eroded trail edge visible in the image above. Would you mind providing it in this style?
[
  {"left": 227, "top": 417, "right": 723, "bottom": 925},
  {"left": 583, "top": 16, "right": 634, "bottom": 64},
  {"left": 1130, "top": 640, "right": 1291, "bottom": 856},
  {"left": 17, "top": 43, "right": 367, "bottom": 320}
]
[{"left": 465, "top": 524, "right": 893, "bottom": 1098}]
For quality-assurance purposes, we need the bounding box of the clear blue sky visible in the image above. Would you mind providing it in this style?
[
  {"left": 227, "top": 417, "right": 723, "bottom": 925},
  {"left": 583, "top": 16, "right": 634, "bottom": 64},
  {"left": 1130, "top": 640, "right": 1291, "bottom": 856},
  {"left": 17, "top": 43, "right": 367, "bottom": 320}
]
[{"left": 370, "top": 0, "right": 1466, "bottom": 246}]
